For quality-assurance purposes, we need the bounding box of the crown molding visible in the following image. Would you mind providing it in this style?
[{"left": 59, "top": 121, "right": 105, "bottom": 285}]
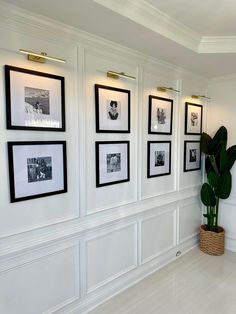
[
  {"left": 2, "top": 0, "right": 236, "bottom": 57},
  {"left": 199, "top": 36, "right": 236, "bottom": 53},
  {"left": 0, "top": 0, "right": 207, "bottom": 81},
  {"left": 94, "top": 0, "right": 201, "bottom": 52},
  {"left": 208, "top": 72, "right": 236, "bottom": 84},
  {"left": 94, "top": 0, "right": 236, "bottom": 55}
]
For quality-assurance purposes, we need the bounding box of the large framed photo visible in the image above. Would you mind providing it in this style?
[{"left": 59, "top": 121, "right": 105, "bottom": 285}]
[
  {"left": 8, "top": 141, "right": 67, "bottom": 202},
  {"left": 95, "top": 141, "right": 130, "bottom": 187},
  {"left": 148, "top": 95, "right": 173, "bottom": 134},
  {"left": 5, "top": 65, "right": 65, "bottom": 131},
  {"left": 185, "top": 102, "right": 202, "bottom": 135},
  {"left": 184, "top": 141, "right": 201, "bottom": 172},
  {"left": 147, "top": 141, "right": 171, "bottom": 178},
  {"left": 95, "top": 84, "right": 130, "bottom": 133}
]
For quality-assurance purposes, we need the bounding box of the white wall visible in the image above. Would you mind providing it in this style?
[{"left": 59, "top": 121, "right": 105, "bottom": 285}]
[
  {"left": 208, "top": 76, "right": 236, "bottom": 252},
  {"left": 0, "top": 3, "right": 206, "bottom": 313}
]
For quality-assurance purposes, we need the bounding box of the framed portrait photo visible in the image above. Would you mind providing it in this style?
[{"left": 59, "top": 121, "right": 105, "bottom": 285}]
[
  {"left": 95, "top": 141, "right": 130, "bottom": 187},
  {"left": 184, "top": 141, "right": 201, "bottom": 172},
  {"left": 5, "top": 65, "right": 65, "bottom": 131},
  {"left": 8, "top": 141, "right": 67, "bottom": 202},
  {"left": 148, "top": 95, "right": 173, "bottom": 134},
  {"left": 147, "top": 141, "right": 171, "bottom": 178},
  {"left": 95, "top": 84, "right": 130, "bottom": 133},
  {"left": 185, "top": 102, "right": 203, "bottom": 135}
]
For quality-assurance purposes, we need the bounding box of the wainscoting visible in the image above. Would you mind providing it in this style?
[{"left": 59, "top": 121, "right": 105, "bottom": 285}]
[{"left": 0, "top": 2, "right": 207, "bottom": 313}]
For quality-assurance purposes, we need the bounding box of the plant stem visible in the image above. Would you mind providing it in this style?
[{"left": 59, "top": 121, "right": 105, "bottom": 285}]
[
  {"left": 215, "top": 197, "right": 220, "bottom": 229},
  {"left": 207, "top": 206, "right": 211, "bottom": 230},
  {"left": 210, "top": 206, "right": 214, "bottom": 231}
]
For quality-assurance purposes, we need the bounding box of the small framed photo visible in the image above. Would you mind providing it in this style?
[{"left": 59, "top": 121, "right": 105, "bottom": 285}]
[
  {"left": 148, "top": 95, "right": 173, "bottom": 134},
  {"left": 184, "top": 141, "right": 201, "bottom": 172},
  {"left": 5, "top": 65, "right": 65, "bottom": 131},
  {"left": 185, "top": 102, "right": 202, "bottom": 135},
  {"left": 95, "top": 141, "right": 130, "bottom": 187},
  {"left": 95, "top": 84, "right": 130, "bottom": 133},
  {"left": 147, "top": 141, "right": 171, "bottom": 178},
  {"left": 8, "top": 141, "right": 67, "bottom": 202}
]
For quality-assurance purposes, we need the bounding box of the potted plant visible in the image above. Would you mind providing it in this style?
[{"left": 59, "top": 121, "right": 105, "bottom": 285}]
[{"left": 200, "top": 126, "right": 236, "bottom": 255}]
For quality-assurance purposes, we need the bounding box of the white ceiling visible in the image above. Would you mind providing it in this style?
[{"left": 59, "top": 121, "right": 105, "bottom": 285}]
[
  {"left": 3, "top": 0, "right": 236, "bottom": 78},
  {"left": 146, "top": 0, "right": 236, "bottom": 36}
]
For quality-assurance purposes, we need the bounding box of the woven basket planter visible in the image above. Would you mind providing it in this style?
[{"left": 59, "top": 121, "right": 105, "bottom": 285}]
[{"left": 199, "top": 224, "right": 225, "bottom": 256}]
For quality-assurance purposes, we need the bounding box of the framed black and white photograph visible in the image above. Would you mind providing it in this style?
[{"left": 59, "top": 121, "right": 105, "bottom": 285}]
[
  {"left": 95, "top": 84, "right": 130, "bottom": 133},
  {"left": 184, "top": 141, "right": 201, "bottom": 172},
  {"left": 148, "top": 95, "right": 173, "bottom": 134},
  {"left": 8, "top": 141, "right": 67, "bottom": 202},
  {"left": 147, "top": 141, "right": 171, "bottom": 178},
  {"left": 185, "top": 102, "right": 202, "bottom": 135},
  {"left": 5, "top": 65, "right": 65, "bottom": 131},
  {"left": 95, "top": 141, "right": 130, "bottom": 187}
]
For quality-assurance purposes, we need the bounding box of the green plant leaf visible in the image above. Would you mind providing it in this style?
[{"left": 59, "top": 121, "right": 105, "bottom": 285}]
[
  {"left": 209, "top": 155, "right": 220, "bottom": 175},
  {"left": 201, "top": 183, "right": 216, "bottom": 206},
  {"left": 207, "top": 171, "right": 219, "bottom": 188},
  {"left": 200, "top": 132, "right": 212, "bottom": 154},
  {"left": 205, "top": 156, "right": 213, "bottom": 174},
  {"left": 215, "top": 172, "right": 232, "bottom": 199},
  {"left": 209, "top": 126, "right": 227, "bottom": 155},
  {"left": 227, "top": 145, "right": 236, "bottom": 170},
  {"left": 220, "top": 144, "right": 228, "bottom": 173}
]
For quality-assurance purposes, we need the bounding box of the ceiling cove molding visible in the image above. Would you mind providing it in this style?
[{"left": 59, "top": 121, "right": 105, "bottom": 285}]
[
  {"left": 208, "top": 72, "right": 236, "bottom": 84},
  {"left": 93, "top": 0, "right": 201, "bottom": 52},
  {"left": 0, "top": 0, "right": 207, "bottom": 81},
  {"left": 1, "top": 0, "right": 236, "bottom": 56},
  {"left": 199, "top": 36, "right": 236, "bottom": 53}
]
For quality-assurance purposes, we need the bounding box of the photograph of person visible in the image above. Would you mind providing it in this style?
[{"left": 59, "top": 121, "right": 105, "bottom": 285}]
[
  {"left": 189, "top": 149, "right": 197, "bottom": 162},
  {"left": 106, "top": 153, "right": 121, "bottom": 173},
  {"left": 107, "top": 100, "right": 120, "bottom": 120},
  {"left": 190, "top": 112, "right": 198, "bottom": 126},
  {"left": 155, "top": 151, "right": 165, "bottom": 167},
  {"left": 157, "top": 108, "right": 166, "bottom": 124}
]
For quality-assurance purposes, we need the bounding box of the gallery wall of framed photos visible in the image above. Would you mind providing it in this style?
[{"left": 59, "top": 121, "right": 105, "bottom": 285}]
[
  {"left": 0, "top": 43, "right": 206, "bottom": 231},
  {"left": 84, "top": 52, "right": 138, "bottom": 213},
  {"left": 141, "top": 71, "right": 177, "bottom": 200},
  {"left": 179, "top": 78, "right": 205, "bottom": 190},
  {"left": 0, "top": 41, "right": 80, "bottom": 236},
  {"left": 0, "top": 5, "right": 208, "bottom": 313}
]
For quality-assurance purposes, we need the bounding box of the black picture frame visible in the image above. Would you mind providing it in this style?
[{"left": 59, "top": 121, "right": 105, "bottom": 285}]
[
  {"left": 185, "top": 102, "right": 203, "bottom": 135},
  {"left": 148, "top": 95, "right": 173, "bottom": 135},
  {"left": 184, "top": 141, "right": 201, "bottom": 172},
  {"left": 147, "top": 141, "right": 171, "bottom": 178},
  {"left": 95, "top": 141, "right": 130, "bottom": 187},
  {"left": 5, "top": 65, "right": 65, "bottom": 131},
  {"left": 95, "top": 84, "right": 131, "bottom": 133},
  {"left": 8, "top": 141, "right": 67, "bottom": 202}
]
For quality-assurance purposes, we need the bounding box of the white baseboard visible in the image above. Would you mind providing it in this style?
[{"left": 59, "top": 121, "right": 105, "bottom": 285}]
[{"left": 59, "top": 236, "right": 198, "bottom": 314}]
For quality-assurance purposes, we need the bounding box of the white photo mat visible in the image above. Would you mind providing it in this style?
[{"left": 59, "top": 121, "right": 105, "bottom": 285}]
[
  {"left": 149, "top": 96, "right": 173, "bottom": 134},
  {"left": 9, "top": 142, "right": 66, "bottom": 201},
  {"left": 185, "top": 103, "right": 202, "bottom": 134},
  {"left": 5, "top": 66, "right": 65, "bottom": 130},
  {"left": 148, "top": 141, "right": 171, "bottom": 177},
  {"left": 95, "top": 85, "right": 130, "bottom": 132},
  {"left": 184, "top": 141, "right": 201, "bottom": 171},
  {"left": 10, "top": 71, "right": 62, "bottom": 128},
  {"left": 96, "top": 142, "right": 129, "bottom": 186}
]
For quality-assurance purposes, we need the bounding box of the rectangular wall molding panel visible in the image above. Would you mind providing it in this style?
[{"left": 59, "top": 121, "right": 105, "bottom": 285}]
[{"left": 85, "top": 223, "right": 138, "bottom": 293}]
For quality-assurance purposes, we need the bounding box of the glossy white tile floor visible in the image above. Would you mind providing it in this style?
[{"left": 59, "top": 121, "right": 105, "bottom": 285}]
[{"left": 90, "top": 248, "right": 236, "bottom": 314}]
